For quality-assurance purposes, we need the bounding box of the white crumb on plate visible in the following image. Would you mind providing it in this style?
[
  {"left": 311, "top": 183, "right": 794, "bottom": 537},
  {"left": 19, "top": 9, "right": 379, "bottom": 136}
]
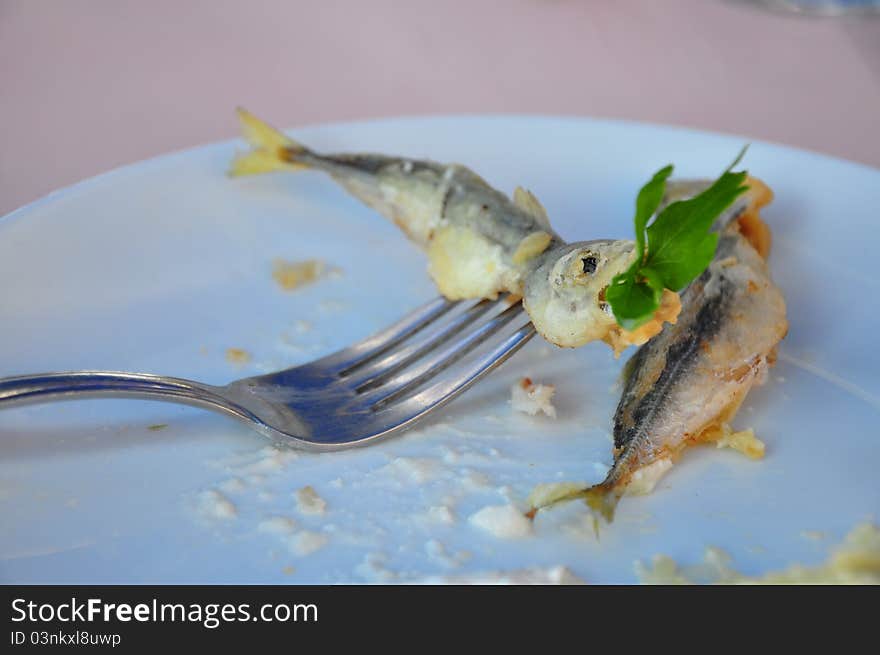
[
  {"left": 295, "top": 486, "right": 327, "bottom": 516},
  {"left": 381, "top": 457, "right": 442, "bottom": 484},
  {"left": 196, "top": 490, "right": 237, "bottom": 521},
  {"left": 356, "top": 552, "right": 397, "bottom": 583},
  {"left": 510, "top": 377, "right": 557, "bottom": 418},
  {"left": 468, "top": 504, "right": 533, "bottom": 539},
  {"left": 418, "top": 505, "right": 455, "bottom": 525},
  {"left": 460, "top": 469, "right": 491, "bottom": 490},
  {"left": 288, "top": 530, "right": 329, "bottom": 556},
  {"left": 238, "top": 446, "right": 298, "bottom": 475},
  {"left": 258, "top": 516, "right": 297, "bottom": 535},
  {"left": 424, "top": 540, "right": 470, "bottom": 568}
]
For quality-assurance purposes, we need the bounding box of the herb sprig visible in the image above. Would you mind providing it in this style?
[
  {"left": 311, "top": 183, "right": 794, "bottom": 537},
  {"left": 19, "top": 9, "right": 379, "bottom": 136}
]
[{"left": 606, "top": 148, "right": 750, "bottom": 330}]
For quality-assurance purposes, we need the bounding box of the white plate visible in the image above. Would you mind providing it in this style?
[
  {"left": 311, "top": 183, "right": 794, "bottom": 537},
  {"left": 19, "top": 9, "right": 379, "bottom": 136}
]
[{"left": 1, "top": 117, "right": 878, "bottom": 584}]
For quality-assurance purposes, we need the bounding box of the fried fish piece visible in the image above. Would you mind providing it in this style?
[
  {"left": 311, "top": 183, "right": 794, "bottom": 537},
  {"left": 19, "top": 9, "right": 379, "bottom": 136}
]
[
  {"left": 530, "top": 178, "right": 787, "bottom": 522},
  {"left": 230, "top": 109, "right": 677, "bottom": 352}
]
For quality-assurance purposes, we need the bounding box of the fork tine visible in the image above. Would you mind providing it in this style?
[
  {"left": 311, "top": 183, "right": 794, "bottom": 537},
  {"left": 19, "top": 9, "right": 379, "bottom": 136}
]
[
  {"left": 376, "top": 321, "right": 536, "bottom": 423},
  {"left": 311, "top": 296, "right": 455, "bottom": 372},
  {"left": 361, "top": 302, "right": 527, "bottom": 409},
  {"left": 345, "top": 297, "right": 507, "bottom": 385}
]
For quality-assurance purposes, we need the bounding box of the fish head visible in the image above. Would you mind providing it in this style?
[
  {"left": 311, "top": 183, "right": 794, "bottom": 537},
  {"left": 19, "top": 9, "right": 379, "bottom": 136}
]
[{"left": 523, "top": 240, "right": 636, "bottom": 347}]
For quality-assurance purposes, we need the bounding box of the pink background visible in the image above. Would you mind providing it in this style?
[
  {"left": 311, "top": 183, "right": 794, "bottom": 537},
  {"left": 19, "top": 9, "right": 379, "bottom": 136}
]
[{"left": 2, "top": 0, "right": 878, "bottom": 216}]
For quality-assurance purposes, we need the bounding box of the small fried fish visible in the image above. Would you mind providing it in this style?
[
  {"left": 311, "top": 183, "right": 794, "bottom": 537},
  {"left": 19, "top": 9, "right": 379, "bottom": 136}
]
[
  {"left": 530, "top": 178, "right": 788, "bottom": 522},
  {"left": 230, "top": 109, "right": 678, "bottom": 351}
]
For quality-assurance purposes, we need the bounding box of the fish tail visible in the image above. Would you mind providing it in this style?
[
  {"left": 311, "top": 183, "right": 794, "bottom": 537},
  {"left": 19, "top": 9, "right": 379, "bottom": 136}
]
[
  {"left": 229, "top": 108, "right": 313, "bottom": 177},
  {"left": 584, "top": 484, "right": 621, "bottom": 524},
  {"left": 527, "top": 481, "right": 621, "bottom": 528}
]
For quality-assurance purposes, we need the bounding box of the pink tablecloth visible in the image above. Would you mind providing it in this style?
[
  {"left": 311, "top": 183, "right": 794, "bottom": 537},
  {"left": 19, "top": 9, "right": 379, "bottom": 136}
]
[{"left": 1, "top": 0, "right": 878, "bottom": 215}]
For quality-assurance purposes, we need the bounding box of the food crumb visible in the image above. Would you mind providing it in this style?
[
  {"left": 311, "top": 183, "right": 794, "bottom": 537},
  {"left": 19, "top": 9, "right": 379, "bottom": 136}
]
[
  {"left": 417, "top": 505, "right": 455, "bottom": 526},
  {"left": 258, "top": 516, "right": 297, "bottom": 535},
  {"left": 424, "top": 539, "right": 470, "bottom": 568},
  {"left": 715, "top": 426, "right": 765, "bottom": 460},
  {"left": 288, "top": 530, "right": 329, "bottom": 556},
  {"left": 461, "top": 470, "right": 491, "bottom": 490},
  {"left": 239, "top": 447, "right": 297, "bottom": 475},
  {"left": 637, "top": 523, "right": 880, "bottom": 584},
  {"left": 468, "top": 504, "right": 533, "bottom": 539},
  {"left": 272, "top": 258, "right": 326, "bottom": 291},
  {"left": 510, "top": 377, "right": 557, "bottom": 418},
  {"left": 197, "top": 490, "right": 237, "bottom": 521},
  {"left": 381, "top": 457, "right": 441, "bottom": 484},
  {"left": 356, "top": 552, "right": 397, "bottom": 583},
  {"left": 225, "top": 348, "right": 252, "bottom": 366},
  {"left": 295, "top": 486, "right": 327, "bottom": 516},
  {"left": 281, "top": 566, "right": 295, "bottom": 575},
  {"left": 147, "top": 424, "right": 168, "bottom": 431}
]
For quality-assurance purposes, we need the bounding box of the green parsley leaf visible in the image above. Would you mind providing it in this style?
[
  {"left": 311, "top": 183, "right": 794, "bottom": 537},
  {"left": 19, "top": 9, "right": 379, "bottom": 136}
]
[
  {"left": 605, "top": 267, "right": 664, "bottom": 331},
  {"left": 633, "top": 164, "right": 674, "bottom": 264},
  {"left": 607, "top": 149, "right": 750, "bottom": 329}
]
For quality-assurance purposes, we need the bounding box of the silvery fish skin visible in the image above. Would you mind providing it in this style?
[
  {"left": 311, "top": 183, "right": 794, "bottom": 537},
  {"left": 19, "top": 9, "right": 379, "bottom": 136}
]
[
  {"left": 532, "top": 179, "right": 788, "bottom": 521},
  {"left": 230, "top": 109, "right": 674, "bottom": 351}
]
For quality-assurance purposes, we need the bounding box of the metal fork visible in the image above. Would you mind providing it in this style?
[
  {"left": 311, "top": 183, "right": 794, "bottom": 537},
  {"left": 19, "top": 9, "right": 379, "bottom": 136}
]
[{"left": 0, "top": 296, "right": 535, "bottom": 451}]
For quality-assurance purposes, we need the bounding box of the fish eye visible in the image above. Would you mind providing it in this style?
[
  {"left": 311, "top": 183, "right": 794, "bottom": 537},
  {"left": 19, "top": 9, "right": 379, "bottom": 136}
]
[{"left": 560, "top": 250, "right": 601, "bottom": 285}]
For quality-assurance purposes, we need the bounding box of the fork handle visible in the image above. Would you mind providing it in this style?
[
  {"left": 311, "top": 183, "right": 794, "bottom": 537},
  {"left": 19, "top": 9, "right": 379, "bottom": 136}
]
[{"left": 0, "top": 371, "right": 257, "bottom": 422}]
